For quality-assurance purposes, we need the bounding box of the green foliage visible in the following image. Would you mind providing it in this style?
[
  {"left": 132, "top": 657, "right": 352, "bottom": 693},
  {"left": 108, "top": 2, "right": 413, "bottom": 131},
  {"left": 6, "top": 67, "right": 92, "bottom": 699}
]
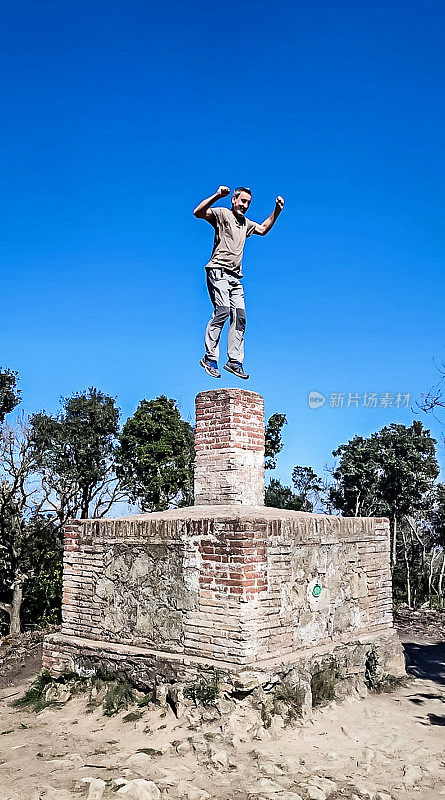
[
  {"left": 12, "top": 670, "right": 55, "bottom": 712},
  {"left": 330, "top": 422, "right": 440, "bottom": 591},
  {"left": 116, "top": 396, "right": 194, "bottom": 511},
  {"left": 310, "top": 660, "right": 338, "bottom": 707},
  {"left": 137, "top": 691, "right": 155, "bottom": 707},
  {"left": 259, "top": 681, "right": 306, "bottom": 728},
  {"left": 330, "top": 421, "right": 439, "bottom": 521},
  {"left": 0, "top": 368, "right": 21, "bottom": 423},
  {"left": 273, "top": 680, "right": 305, "bottom": 723},
  {"left": 0, "top": 511, "right": 62, "bottom": 635},
  {"left": 429, "top": 483, "right": 445, "bottom": 547},
  {"left": 103, "top": 675, "right": 135, "bottom": 716},
  {"left": 265, "top": 413, "right": 286, "bottom": 470},
  {"left": 30, "top": 388, "right": 120, "bottom": 520},
  {"left": 291, "top": 466, "right": 324, "bottom": 511},
  {"left": 12, "top": 668, "right": 141, "bottom": 716},
  {"left": 20, "top": 516, "right": 63, "bottom": 630},
  {"left": 329, "top": 435, "right": 381, "bottom": 517},
  {"left": 265, "top": 466, "right": 324, "bottom": 511},
  {"left": 0, "top": 420, "right": 64, "bottom": 635},
  {"left": 183, "top": 674, "right": 219, "bottom": 706},
  {"left": 265, "top": 479, "right": 305, "bottom": 509},
  {"left": 0, "top": 388, "right": 122, "bottom": 635},
  {"left": 0, "top": 387, "right": 124, "bottom": 634}
]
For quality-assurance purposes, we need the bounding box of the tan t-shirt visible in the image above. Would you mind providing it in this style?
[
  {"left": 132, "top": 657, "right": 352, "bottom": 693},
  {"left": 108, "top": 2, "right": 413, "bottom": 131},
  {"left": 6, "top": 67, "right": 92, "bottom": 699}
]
[{"left": 205, "top": 206, "right": 258, "bottom": 278}]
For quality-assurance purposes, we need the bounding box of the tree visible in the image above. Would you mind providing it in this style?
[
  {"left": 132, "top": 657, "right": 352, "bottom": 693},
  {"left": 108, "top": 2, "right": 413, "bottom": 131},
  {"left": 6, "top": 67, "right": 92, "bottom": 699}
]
[
  {"left": 374, "top": 422, "right": 438, "bottom": 568},
  {"left": 429, "top": 482, "right": 445, "bottom": 548},
  {"left": 414, "top": 364, "right": 445, "bottom": 607},
  {"left": 115, "top": 396, "right": 194, "bottom": 512},
  {"left": 265, "top": 478, "right": 305, "bottom": 510},
  {"left": 291, "top": 466, "right": 325, "bottom": 511},
  {"left": 329, "top": 435, "right": 381, "bottom": 518},
  {"left": 425, "top": 483, "right": 445, "bottom": 608},
  {"left": 265, "top": 465, "right": 324, "bottom": 511},
  {"left": 29, "top": 388, "right": 122, "bottom": 522},
  {"left": 330, "top": 422, "right": 440, "bottom": 572},
  {"left": 265, "top": 413, "right": 286, "bottom": 470},
  {"left": 0, "top": 420, "right": 61, "bottom": 634},
  {"left": 417, "top": 360, "right": 445, "bottom": 418},
  {"left": 19, "top": 515, "right": 63, "bottom": 630},
  {"left": 0, "top": 368, "right": 21, "bottom": 423},
  {"left": 1, "top": 388, "right": 124, "bottom": 634}
]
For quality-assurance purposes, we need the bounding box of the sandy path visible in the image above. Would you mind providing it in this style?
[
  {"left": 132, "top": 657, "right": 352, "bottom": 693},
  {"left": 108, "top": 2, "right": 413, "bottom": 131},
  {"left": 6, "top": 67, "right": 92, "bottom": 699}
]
[{"left": 0, "top": 617, "right": 443, "bottom": 800}]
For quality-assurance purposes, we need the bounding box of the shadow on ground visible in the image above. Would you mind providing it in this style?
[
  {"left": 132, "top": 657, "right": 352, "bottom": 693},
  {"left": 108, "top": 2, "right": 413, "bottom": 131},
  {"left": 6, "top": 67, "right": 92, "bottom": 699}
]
[{"left": 402, "top": 640, "right": 445, "bottom": 685}]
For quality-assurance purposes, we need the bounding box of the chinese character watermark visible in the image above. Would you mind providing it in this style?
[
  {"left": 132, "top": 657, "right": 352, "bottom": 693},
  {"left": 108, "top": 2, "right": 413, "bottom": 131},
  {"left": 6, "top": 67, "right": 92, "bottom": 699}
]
[{"left": 308, "top": 391, "right": 411, "bottom": 409}]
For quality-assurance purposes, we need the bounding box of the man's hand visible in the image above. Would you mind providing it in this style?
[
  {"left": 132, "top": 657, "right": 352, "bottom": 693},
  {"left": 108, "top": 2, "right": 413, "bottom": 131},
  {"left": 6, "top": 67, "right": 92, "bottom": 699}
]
[
  {"left": 194, "top": 186, "right": 230, "bottom": 219},
  {"left": 254, "top": 195, "right": 285, "bottom": 235}
]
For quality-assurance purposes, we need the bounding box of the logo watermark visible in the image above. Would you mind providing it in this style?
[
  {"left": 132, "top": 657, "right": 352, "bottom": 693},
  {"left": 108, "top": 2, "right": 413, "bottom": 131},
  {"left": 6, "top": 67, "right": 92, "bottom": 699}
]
[
  {"left": 308, "top": 391, "right": 411, "bottom": 409},
  {"left": 308, "top": 391, "right": 326, "bottom": 409}
]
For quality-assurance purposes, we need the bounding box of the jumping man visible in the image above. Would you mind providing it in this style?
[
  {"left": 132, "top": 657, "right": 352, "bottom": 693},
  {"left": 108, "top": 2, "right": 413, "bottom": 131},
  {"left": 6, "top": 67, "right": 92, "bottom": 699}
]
[{"left": 194, "top": 186, "right": 285, "bottom": 379}]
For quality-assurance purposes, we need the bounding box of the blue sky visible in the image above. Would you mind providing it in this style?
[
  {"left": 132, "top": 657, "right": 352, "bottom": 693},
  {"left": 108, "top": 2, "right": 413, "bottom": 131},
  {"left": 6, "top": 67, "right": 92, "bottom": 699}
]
[{"left": 1, "top": 0, "right": 444, "bottom": 486}]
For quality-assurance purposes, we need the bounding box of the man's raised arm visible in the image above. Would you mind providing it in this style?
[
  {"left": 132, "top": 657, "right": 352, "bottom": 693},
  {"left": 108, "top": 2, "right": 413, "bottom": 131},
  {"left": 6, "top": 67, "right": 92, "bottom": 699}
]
[
  {"left": 253, "top": 196, "right": 285, "bottom": 235},
  {"left": 193, "top": 186, "right": 231, "bottom": 219}
]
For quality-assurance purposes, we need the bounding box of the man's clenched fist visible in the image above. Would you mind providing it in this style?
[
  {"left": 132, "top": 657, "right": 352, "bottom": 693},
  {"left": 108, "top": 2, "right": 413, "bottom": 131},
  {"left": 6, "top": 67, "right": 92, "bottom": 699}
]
[
  {"left": 275, "top": 196, "right": 285, "bottom": 210},
  {"left": 217, "top": 185, "right": 231, "bottom": 197}
]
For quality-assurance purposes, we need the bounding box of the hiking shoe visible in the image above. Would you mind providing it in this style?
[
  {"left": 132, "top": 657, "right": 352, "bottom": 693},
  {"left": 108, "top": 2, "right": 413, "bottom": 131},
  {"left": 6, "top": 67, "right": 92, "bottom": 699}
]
[
  {"left": 200, "top": 357, "right": 221, "bottom": 378},
  {"left": 223, "top": 361, "right": 249, "bottom": 380}
]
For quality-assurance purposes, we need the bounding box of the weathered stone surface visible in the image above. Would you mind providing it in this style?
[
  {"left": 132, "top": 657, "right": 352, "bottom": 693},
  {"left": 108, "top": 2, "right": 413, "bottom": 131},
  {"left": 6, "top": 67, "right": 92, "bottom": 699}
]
[
  {"left": 81, "top": 777, "right": 106, "bottom": 800},
  {"left": 116, "top": 779, "right": 161, "bottom": 799},
  {"left": 255, "top": 777, "right": 285, "bottom": 794},
  {"left": 168, "top": 684, "right": 185, "bottom": 718},
  {"left": 124, "top": 752, "right": 155, "bottom": 772},
  {"left": 175, "top": 741, "right": 191, "bottom": 755},
  {"left": 307, "top": 790, "right": 327, "bottom": 800},
  {"left": 232, "top": 670, "right": 263, "bottom": 691},
  {"left": 210, "top": 748, "right": 229, "bottom": 767},
  {"left": 94, "top": 543, "right": 198, "bottom": 647},
  {"left": 175, "top": 781, "right": 211, "bottom": 800},
  {"left": 44, "top": 683, "right": 72, "bottom": 703},
  {"left": 278, "top": 794, "right": 304, "bottom": 800},
  {"left": 403, "top": 764, "right": 423, "bottom": 785},
  {"left": 307, "top": 776, "right": 336, "bottom": 795}
]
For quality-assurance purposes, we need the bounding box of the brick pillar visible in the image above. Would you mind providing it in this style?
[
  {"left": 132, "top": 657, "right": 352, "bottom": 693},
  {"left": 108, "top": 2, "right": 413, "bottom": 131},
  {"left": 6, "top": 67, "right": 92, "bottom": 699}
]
[{"left": 194, "top": 388, "right": 265, "bottom": 506}]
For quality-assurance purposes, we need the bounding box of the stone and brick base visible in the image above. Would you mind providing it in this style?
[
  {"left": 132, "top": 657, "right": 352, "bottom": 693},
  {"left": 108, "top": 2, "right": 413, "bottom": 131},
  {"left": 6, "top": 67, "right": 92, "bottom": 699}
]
[{"left": 43, "top": 389, "right": 404, "bottom": 705}]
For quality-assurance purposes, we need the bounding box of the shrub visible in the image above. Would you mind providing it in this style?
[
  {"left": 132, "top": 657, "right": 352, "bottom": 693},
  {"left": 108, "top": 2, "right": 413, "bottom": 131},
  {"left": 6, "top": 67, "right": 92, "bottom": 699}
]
[
  {"left": 183, "top": 674, "right": 219, "bottom": 706},
  {"left": 273, "top": 680, "right": 305, "bottom": 723}
]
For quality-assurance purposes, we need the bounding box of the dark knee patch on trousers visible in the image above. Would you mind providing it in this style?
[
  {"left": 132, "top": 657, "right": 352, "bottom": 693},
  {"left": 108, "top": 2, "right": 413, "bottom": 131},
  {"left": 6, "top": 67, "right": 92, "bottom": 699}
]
[
  {"left": 235, "top": 308, "right": 246, "bottom": 331},
  {"left": 213, "top": 305, "right": 230, "bottom": 325}
]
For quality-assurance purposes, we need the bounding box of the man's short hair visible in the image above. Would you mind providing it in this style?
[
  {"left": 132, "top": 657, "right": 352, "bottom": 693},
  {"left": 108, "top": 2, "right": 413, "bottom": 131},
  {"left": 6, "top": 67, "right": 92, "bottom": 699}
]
[{"left": 233, "top": 186, "right": 252, "bottom": 197}]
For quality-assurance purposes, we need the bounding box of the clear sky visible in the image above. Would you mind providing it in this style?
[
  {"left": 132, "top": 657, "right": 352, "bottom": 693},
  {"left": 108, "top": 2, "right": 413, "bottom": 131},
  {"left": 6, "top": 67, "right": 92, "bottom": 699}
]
[{"left": 2, "top": 0, "right": 444, "bottom": 486}]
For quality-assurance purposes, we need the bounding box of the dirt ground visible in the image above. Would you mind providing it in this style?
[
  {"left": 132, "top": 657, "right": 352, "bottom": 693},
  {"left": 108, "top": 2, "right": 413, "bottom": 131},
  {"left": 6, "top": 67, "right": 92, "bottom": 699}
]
[{"left": 0, "top": 611, "right": 444, "bottom": 800}]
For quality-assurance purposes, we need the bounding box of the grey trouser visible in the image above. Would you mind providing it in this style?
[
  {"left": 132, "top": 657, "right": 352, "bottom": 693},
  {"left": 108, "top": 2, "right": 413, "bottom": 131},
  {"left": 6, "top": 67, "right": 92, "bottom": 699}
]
[{"left": 205, "top": 267, "right": 246, "bottom": 363}]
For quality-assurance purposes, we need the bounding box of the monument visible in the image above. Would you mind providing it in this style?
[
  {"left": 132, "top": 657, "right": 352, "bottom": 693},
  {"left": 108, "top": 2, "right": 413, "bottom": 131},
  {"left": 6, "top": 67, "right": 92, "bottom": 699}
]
[{"left": 43, "top": 388, "right": 404, "bottom": 710}]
